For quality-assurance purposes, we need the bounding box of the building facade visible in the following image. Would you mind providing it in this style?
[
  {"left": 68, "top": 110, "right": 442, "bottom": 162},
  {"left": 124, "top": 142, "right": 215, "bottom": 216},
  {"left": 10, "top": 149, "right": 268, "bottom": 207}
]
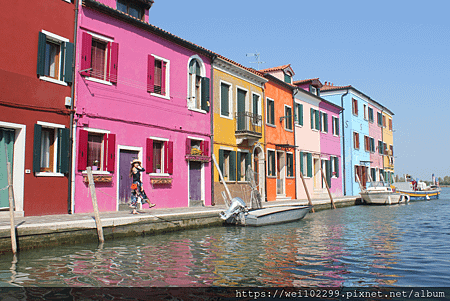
[
  {"left": 259, "top": 65, "right": 296, "bottom": 202},
  {"left": 73, "top": 0, "right": 214, "bottom": 213},
  {"left": 212, "top": 56, "right": 266, "bottom": 206},
  {"left": 0, "top": 0, "right": 75, "bottom": 216},
  {"left": 382, "top": 110, "right": 395, "bottom": 183}
]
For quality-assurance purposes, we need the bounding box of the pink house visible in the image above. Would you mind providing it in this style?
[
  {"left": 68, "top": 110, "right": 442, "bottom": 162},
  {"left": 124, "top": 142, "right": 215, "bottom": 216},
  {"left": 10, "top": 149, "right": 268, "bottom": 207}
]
[
  {"left": 73, "top": 0, "right": 214, "bottom": 213},
  {"left": 368, "top": 103, "right": 383, "bottom": 181}
]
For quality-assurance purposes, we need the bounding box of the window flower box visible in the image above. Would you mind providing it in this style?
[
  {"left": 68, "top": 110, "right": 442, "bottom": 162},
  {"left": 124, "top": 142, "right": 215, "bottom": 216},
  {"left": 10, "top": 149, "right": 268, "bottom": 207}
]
[
  {"left": 150, "top": 177, "right": 172, "bottom": 185},
  {"left": 185, "top": 155, "right": 210, "bottom": 163},
  {"left": 83, "top": 174, "right": 113, "bottom": 183}
]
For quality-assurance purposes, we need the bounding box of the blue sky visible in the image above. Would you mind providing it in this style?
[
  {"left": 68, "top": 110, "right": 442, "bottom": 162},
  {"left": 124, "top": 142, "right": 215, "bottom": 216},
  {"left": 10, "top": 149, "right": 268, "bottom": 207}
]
[{"left": 149, "top": 0, "right": 450, "bottom": 181}]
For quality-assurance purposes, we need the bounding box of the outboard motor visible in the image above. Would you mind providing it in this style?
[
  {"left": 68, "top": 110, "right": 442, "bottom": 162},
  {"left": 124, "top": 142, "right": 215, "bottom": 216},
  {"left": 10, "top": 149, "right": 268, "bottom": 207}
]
[{"left": 219, "top": 197, "right": 247, "bottom": 224}]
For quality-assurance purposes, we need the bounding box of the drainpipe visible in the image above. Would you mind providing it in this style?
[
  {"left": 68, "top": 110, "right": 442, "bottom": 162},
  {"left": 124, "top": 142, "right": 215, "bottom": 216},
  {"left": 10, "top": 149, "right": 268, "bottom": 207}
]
[
  {"left": 67, "top": 0, "right": 80, "bottom": 214},
  {"left": 210, "top": 55, "right": 217, "bottom": 206},
  {"left": 341, "top": 89, "right": 349, "bottom": 196},
  {"left": 293, "top": 88, "right": 299, "bottom": 199},
  {"left": 261, "top": 82, "right": 266, "bottom": 202},
  {"left": 381, "top": 108, "right": 384, "bottom": 181}
]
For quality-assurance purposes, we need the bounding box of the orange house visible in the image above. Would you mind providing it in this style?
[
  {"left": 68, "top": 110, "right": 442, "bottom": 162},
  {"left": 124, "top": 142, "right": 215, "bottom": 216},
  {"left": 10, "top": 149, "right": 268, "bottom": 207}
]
[{"left": 260, "top": 65, "right": 296, "bottom": 202}]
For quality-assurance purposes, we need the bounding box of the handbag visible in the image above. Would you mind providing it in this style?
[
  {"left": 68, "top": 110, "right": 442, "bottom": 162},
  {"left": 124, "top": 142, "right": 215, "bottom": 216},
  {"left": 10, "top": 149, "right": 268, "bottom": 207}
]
[{"left": 131, "top": 183, "right": 138, "bottom": 190}]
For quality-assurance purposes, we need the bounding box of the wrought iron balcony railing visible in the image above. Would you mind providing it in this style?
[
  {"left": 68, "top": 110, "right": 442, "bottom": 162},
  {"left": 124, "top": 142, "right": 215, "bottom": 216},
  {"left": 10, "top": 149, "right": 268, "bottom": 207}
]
[{"left": 235, "top": 112, "right": 262, "bottom": 137}]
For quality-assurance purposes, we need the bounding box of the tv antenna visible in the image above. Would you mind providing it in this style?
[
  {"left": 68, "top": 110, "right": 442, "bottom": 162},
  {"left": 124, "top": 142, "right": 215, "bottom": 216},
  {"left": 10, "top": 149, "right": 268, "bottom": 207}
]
[{"left": 246, "top": 51, "right": 265, "bottom": 70}]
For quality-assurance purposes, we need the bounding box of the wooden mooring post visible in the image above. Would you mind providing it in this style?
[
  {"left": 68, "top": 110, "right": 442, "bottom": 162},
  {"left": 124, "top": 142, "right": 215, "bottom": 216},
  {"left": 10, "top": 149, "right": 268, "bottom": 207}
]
[
  {"left": 86, "top": 167, "right": 104, "bottom": 243},
  {"left": 299, "top": 171, "right": 314, "bottom": 213},
  {"left": 321, "top": 168, "right": 336, "bottom": 209},
  {"left": 7, "top": 162, "right": 17, "bottom": 254}
]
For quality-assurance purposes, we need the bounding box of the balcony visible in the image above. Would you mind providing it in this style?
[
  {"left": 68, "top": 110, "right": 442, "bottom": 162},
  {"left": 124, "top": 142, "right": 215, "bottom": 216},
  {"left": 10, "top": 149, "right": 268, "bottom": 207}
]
[{"left": 235, "top": 111, "right": 262, "bottom": 143}]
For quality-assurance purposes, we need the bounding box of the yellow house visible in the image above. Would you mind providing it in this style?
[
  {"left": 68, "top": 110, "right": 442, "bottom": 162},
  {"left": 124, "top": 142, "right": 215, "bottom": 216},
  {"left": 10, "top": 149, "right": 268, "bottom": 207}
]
[
  {"left": 212, "top": 56, "right": 267, "bottom": 205},
  {"left": 382, "top": 109, "right": 394, "bottom": 183}
]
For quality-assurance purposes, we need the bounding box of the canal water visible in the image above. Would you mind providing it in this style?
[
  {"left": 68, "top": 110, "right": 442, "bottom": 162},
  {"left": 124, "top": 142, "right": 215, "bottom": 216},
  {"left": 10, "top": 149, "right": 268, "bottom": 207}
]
[{"left": 0, "top": 188, "right": 449, "bottom": 287}]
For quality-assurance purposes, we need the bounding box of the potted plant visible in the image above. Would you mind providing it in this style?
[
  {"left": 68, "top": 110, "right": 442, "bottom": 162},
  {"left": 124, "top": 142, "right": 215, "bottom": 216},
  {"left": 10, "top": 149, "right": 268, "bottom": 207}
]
[
  {"left": 92, "top": 160, "right": 99, "bottom": 171},
  {"left": 156, "top": 164, "right": 161, "bottom": 173}
]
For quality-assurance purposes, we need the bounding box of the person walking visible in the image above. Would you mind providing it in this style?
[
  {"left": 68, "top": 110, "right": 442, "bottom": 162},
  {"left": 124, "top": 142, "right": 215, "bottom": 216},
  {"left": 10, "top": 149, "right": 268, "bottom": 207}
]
[{"left": 130, "top": 159, "right": 155, "bottom": 214}]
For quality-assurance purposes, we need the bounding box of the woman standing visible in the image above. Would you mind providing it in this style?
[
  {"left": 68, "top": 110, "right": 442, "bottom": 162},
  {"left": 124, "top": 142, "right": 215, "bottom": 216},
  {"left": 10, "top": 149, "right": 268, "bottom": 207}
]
[{"left": 130, "top": 159, "right": 155, "bottom": 214}]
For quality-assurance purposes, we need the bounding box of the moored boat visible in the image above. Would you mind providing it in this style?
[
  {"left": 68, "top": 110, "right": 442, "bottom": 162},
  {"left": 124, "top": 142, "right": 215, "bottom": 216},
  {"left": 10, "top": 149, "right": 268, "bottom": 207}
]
[
  {"left": 393, "top": 175, "right": 441, "bottom": 201},
  {"left": 360, "top": 181, "right": 403, "bottom": 205}
]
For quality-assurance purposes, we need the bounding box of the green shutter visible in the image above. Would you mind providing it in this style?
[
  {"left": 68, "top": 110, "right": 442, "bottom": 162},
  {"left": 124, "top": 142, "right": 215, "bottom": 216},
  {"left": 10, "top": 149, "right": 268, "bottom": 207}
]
[
  {"left": 335, "top": 157, "right": 339, "bottom": 178},
  {"left": 271, "top": 151, "right": 276, "bottom": 176},
  {"left": 229, "top": 151, "right": 236, "bottom": 181},
  {"left": 220, "top": 84, "right": 229, "bottom": 116},
  {"left": 336, "top": 117, "right": 339, "bottom": 135},
  {"left": 63, "top": 42, "right": 74, "bottom": 83},
  {"left": 33, "top": 124, "right": 42, "bottom": 173},
  {"left": 218, "top": 149, "right": 224, "bottom": 178},
  {"left": 300, "top": 151, "right": 304, "bottom": 175},
  {"left": 310, "top": 108, "right": 314, "bottom": 129},
  {"left": 326, "top": 160, "right": 331, "bottom": 188},
  {"left": 253, "top": 94, "right": 258, "bottom": 117},
  {"left": 201, "top": 77, "right": 210, "bottom": 112},
  {"left": 37, "top": 32, "right": 47, "bottom": 76},
  {"left": 324, "top": 113, "right": 328, "bottom": 132},
  {"left": 236, "top": 151, "right": 241, "bottom": 181},
  {"left": 299, "top": 104, "right": 303, "bottom": 126},
  {"left": 288, "top": 153, "right": 293, "bottom": 177},
  {"left": 307, "top": 153, "right": 312, "bottom": 177},
  {"left": 315, "top": 110, "right": 320, "bottom": 130},
  {"left": 0, "top": 129, "right": 15, "bottom": 208},
  {"left": 271, "top": 101, "right": 275, "bottom": 125},
  {"left": 57, "top": 128, "right": 70, "bottom": 174},
  {"left": 246, "top": 152, "right": 251, "bottom": 181}
]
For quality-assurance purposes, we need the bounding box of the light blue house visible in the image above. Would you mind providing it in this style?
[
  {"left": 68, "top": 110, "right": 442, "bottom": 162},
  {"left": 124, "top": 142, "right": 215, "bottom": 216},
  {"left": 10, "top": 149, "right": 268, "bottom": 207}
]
[{"left": 320, "top": 82, "right": 371, "bottom": 196}]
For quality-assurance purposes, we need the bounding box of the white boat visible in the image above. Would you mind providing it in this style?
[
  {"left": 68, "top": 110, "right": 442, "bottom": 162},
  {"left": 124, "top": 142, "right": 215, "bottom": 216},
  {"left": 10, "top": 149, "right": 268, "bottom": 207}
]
[
  {"left": 219, "top": 197, "right": 312, "bottom": 226},
  {"left": 360, "top": 181, "right": 404, "bottom": 205},
  {"left": 393, "top": 175, "right": 441, "bottom": 201}
]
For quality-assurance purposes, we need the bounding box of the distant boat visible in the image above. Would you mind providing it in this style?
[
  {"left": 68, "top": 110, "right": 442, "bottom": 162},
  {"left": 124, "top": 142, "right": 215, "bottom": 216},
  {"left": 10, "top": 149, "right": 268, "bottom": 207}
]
[
  {"left": 360, "top": 181, "right": 404, "bottom": 205},
  {"left": 393, "top": 176, "right": 441, "bottom": 201}
]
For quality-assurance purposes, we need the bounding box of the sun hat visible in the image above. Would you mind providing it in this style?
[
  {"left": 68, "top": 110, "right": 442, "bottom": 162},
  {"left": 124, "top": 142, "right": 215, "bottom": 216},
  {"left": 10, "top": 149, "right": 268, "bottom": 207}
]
[{"left": 131, "top": 159, "right": 141, "bottom": 165}]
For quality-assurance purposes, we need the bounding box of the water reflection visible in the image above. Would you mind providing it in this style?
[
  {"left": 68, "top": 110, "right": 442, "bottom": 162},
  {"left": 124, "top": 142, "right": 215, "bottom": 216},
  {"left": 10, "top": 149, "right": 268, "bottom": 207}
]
[{"left": 0, "top": 190, "right": 450, "bottom": 287}]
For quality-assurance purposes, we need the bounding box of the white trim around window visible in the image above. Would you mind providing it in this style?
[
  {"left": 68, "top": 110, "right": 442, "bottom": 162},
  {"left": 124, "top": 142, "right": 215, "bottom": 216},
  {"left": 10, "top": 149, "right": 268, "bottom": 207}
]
[
  {"left": 35, "top": 121, "right": 66, "bottom": 177},
  {"left": 235, "top": 85, "right": 249, "bottom": 114},
  {"left": 150, "top": 54, "right": 170, "bottom": 100},
  {"left": 219, "top": 80, "right": 233, "bottom": 119},
  {"left": 39, "top": 30, "right": 70, "bottom": 87},
  {"left": 284, "top": 104, "right": 293, "bottom": 132},
  {"left": 266, "top": 97, "right": 275, "bottom": 126}
]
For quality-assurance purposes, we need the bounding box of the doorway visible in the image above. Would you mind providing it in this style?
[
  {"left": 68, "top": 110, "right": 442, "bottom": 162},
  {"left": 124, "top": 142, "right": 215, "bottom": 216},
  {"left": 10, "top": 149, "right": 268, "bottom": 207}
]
[
  {"left": 0, "top": 128, "right": 14, "bottom": 208},
  {"left": 189, "top": 161, "right": 203, "bottom": 206},
  {"left": 119, "top": 149, "right": 139, "bottom": 208},
  {"left": 276, "top": 151, "right": 285, "bottom": 196}
]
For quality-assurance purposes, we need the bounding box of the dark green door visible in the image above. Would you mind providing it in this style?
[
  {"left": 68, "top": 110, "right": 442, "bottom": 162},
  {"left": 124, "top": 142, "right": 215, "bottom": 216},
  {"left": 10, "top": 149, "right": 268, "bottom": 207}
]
[
  {"left": 0, "top": 128, "right": 15, "bottom": 208},
  {"left": 237, "top": 89, "right": 246, "bottom": 131}
]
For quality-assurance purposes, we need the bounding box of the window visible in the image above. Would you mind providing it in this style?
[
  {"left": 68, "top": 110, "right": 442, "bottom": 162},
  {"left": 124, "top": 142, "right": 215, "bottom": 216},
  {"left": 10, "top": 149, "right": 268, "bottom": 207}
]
[
  {"left": 370, "top": 137, "right": 375, "bottom": 153},
  {"left": 267, "top": 150, "right": 276, "bottom": 177},
  {"left": 352, "top": 98, "right": 358, "bottom": 116},
  {"left": 310, "top": 108, "right": 320, "bottom": 130},
  {"left": 364, "top": 104, "right": 369, "bottom": 120},
  {"left": 353, "top": 132, "right": 360, "bottom": 149},
  {"left": 299, "top": 151, "right": 312, "bottom": 178},
  {"left": 364, "top": 135, "right": 370, "bottom": 152},
  {"left": 146, "top": 138, "right": 173, "bottom": 174},
  {"left": 332, "top": 116, "right": 339, "bottom": 136},
  {"left": 331, "top": 156, "right": 339, "bottom": 178},
  {"left": 77, "top": 129, "right": 116, "bottom": 172},
  {"left": 389, "top": 145, "right": 394, "bottom": 156},
  {"left": 377, "top": 112, "right": 383, "bottom": 127},
  {"left": 294, "top": 102, "right": 303, "bottom": 126},
  {"left": 237, "top": 151, "right": 251, "bottom": 181},
  {"left": 285, "top": 106, "right": 293, "bottom": 130},
  {"left": 188, "top": 58, "right": 210, "bottom": 112},
  {"left": 383, "top": 143, "right": 387, "bottom": 155},
  {"left": 286, "top": 152, "right": 294, "bottom": 177},
  {"left": 117, "top": 0, "right": 144, "bottom": 20},
  {"left": 267, "top": 98, "right": 275, "bottom": 125},
  {"left": 80, "top": 32, "right": 118, "bottom": 84},
  {"left": 185, "top": 138, "right": 209, "bottom": 157},
  {"left": 220, "top": 82, "right": 231, "bottom": 117},
  {"left": 252, "top": 94, "right": 260, "bottom": 125},
  {"left": 383, "top": 115, "right": 387, "bottom": 128},
  {"left": 219, "top": 149, "right": 235, "bottom": 181},
  {"left": 284, "top": 72, "right": 292, "bottom": 84},
  {"left": 33, "top": 123, "right": 70, "bottom": 175},
  {"left": 321, "top": 112, "right": 328, "bottom": 133},
  {"left": 368, "top": 107, "right": 374, "bottom": 123},
  {"left": 147, "top": 55, "right": 170, "bottom": 97},
  {"left": 309, "top": 85, "right": 317, "bottom": 95},
  {"left": 389, "top": 118, "right": 393, "bottom": 131},
  {"left": 37, "top": 30, "right": 74, "bottom": 84},
  {"left": 378, "top": 140, "right": 383, "bottom": 155}
]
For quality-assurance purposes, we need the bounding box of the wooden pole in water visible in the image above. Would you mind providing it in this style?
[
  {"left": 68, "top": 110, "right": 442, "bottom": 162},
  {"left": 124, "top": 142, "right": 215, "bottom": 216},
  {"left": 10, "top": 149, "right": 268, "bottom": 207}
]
[
  {"left": 321, "top": 168, "right": 336, "bottom": 210},
  {"left": 212, "top": 154, "right": 231, "bottom": 208},
  {"left": 7, "top": 162, "right": 17, "bottom": 254},
  {"left": 299, "top": 171, "right": 314, "bottom": 213},
  {"left": 86, "top": 167, "right": 104, "bottom": 243}
]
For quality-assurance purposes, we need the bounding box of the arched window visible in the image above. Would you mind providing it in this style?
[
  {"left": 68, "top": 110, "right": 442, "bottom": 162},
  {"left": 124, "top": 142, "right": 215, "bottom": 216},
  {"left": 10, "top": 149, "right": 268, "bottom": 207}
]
[{"left": 187, "top": 57, "right": 210, "bottom": 112}]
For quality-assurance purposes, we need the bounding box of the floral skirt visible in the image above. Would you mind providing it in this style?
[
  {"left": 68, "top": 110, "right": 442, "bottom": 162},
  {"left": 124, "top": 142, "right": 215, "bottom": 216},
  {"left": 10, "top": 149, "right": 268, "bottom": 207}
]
[{"left": 130, "top": 181, "right": 149, "bottom": 206}]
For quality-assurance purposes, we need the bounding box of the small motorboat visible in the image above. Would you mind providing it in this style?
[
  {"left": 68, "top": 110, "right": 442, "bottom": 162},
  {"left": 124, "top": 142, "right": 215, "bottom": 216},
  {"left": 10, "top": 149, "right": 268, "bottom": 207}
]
[
  {"left": 393, "top": 175, "right": 441, "bottom": 201},
  {"left": 360, "top": 181, "right": 403, "bottom": 205}
]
